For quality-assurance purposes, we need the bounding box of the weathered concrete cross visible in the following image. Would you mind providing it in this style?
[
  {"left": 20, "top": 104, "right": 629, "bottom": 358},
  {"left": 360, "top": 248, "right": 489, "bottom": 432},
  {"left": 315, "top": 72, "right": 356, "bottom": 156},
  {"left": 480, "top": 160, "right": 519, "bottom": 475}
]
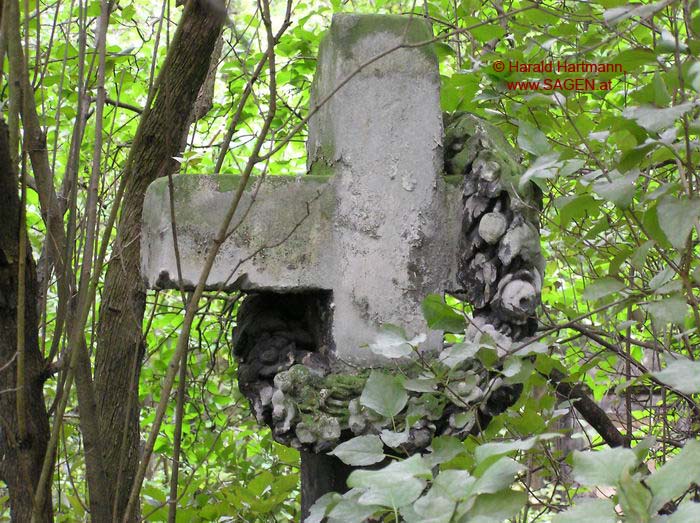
[{"left": 141, "top": 14, "right": 464, "bottom": 366}]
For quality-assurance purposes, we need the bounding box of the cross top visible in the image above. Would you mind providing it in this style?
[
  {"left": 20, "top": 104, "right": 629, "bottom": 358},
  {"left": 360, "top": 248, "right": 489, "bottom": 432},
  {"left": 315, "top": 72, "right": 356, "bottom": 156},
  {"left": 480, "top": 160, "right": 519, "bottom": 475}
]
[{"left": 141, "top": 14, "right": 463, "bottom": 366}]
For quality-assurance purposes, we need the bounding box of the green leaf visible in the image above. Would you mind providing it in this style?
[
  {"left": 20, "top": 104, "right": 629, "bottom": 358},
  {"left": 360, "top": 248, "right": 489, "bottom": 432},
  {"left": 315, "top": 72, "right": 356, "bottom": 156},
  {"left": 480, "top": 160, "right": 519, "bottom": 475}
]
[
  {"left": 306, "top": 492, "right": 341, "bottom": 523},
  {"left": 642, "top": 295, "right": 689, "bottom": 325},
  {"left": 552, "top": 498, "right": 618, "bottom": 523},
  {"left": 582, "top": 277, "right": 625, "bottom": 301},
  {"left": 356, "top": 477, "right": 425, "bottom": 509},
  {"left": 426, "top": 436, "right": 465, "bottom": 466},
  {"left": 408, "top": 491, "right": 456, "bottom": 523},
  {"left": 520, "top": 152, "right": 561, "bottom": 189},
  {"left": 647, "top": 440, "right": 700, "bottom": 513},
  {"left": 379, "top": 429, "right": 408, "bottom": 448},
  {"left": 653, "top": 361, "right": 700, "bottom": 394},
  {"left": 654, "top": 501, "right": 700, "bottom": 523},
  {"left": 475, "top": 434, "right": 560, "bottom": 464},
  {"left": 622, "top": 103, "right": 696, "bottom": 132},
  {"left": 513, "top": 340, "right": 548, "bottom": 356},
  {"left": 360, "top": 371, "right": 408, "bottom": 418},
  {"left": 470, "top": 23, "right": 505, "bottom": 43},
  {"left": 461, "top": 490, "right": 528, "bottom": 523},
  {"left": 432, "top": 470, "right": 475, "bottom": 502},
  {"left": 572, "top": 447, "right": 638, "bottom": 487},
  {"left": 327, "top": 491, "right": 381, "bottom": 523},
  {"left": 612, "top": 49, "right": 658, "bottom": 72},
  {"left": 592, "top": 172, "right": 638, "bottom": 208},
  {"left": 604, "top": 2, "right": 667, "bottom": 24},
  {"left": 618, "top": 469, "right": 652, "bottom": 523},
  {"left": 555, "top": 194, "right": 601, "bottom": 228},
  {"left": 631, "top": 241, "right": 655, "bottom": 270},
  {"left": 473, "top": 457, "right": 525, "bottom": 494},
  {"left": 349, "top": 455, "right": 431, "bottom": 489},
  {"left": 328, "top": 435, "right": 385, "bottom": 466},
  {"left": 657, "top": 197, "right": 700, "bottom": 249},
  {"left": 422, "top": 294, "right": 466, "bottom": 332},
  {"left": 691, "top": 62, "right": 700, "bottom": 93},
  {"left": 348, "top": 456, "right": 430, "bottom": 509},
  {"left": 438, "top": 341, "right": 479, "bottom": 368},
  {"left": 518, "top": 121, "right": 549, "bottom": 156},
  {"left": 652, "top": 73, "right": 671, "bottom": 107},
  {"left": 368, "top": 324, "right": 425, "bottom": 359},
  {"left": 403, "top": 377, "right": 438, "bottom": 392}
]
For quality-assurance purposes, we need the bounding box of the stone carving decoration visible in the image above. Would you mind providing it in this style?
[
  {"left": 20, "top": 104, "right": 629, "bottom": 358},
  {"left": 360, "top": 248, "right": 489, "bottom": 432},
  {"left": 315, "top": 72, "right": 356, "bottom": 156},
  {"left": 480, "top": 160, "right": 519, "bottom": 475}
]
[
  {"left": 140, "top": 14, "right": 544, "bottom": 456},
  {"left": 445, "top": 112, "right": 545, "bottom": 342},
  {"left": 232, "top": 112, "right": 542, "bottom": 453}
]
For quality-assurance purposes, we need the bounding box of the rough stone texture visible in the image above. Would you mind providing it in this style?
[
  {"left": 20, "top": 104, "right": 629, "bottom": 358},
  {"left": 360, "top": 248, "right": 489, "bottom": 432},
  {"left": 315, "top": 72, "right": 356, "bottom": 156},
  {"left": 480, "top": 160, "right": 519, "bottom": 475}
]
[
  {"left": 141, "top": 13, "right": 463, "bottom": 367},
  {"left": 140, "top": 14, "right": 544, "bottom": 456},
  {"left": 232, "top": 292, "right": 522, "bottom": 453},
  {"left": 444, "top": 112, "right": 545, "bottom": 340},
  {"left": 142, "top": 174, "right": 335, "bottom": 292},
  {"left": 231, "top": 111, "right": 542, "bottom": 453}
]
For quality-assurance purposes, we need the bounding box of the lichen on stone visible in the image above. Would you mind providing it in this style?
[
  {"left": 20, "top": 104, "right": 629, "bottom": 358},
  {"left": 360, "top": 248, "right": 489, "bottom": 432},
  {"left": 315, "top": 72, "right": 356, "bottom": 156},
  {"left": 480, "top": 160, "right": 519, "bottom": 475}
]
[
  {"left": 233, "top": 290, "right": 522, "bottom": 453},
  {"left": 231, "top": 112, "right": 543, "bottom": 456}
]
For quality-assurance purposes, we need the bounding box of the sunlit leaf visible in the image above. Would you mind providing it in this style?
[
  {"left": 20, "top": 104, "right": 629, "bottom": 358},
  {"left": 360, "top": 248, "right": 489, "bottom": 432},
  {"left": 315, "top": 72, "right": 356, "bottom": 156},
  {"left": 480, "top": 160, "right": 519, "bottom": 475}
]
[
  {"left": 328, "top": 435, "right": 385, "bottom": 466},
  {"left": 360, "top": 371, "right": 408, "bottom": 418}
]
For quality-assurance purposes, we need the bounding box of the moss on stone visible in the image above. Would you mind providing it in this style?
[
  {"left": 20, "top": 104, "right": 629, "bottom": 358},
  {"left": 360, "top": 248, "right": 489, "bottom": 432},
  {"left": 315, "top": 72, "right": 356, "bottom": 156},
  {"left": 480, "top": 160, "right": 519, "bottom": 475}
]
[{"left": 329, "top": 14, "right": 436, "bottom": 63}]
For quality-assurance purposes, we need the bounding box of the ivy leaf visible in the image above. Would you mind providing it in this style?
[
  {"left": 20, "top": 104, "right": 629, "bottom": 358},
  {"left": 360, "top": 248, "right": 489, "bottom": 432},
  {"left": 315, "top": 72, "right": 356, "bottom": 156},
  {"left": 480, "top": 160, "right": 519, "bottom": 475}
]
[
  {"left": 653, "top": 360, "right": 700, "bottom": 394},
  {"left": 422, "top": 294, "right": 466, "bottom": 333},
  {"left": 328, "top": 435, "right": 385, "bottom": 466},
  {"left": 657, "top": 197, "right": 700, "bottom": 249},
  {"left": 551, "top": 498, "right": 618, "bottom": 523},
  {"left": 360, "top": 371, "right": 408, "bottom": 418},
  {"left": 572, "top": 447, "right": 638, "bottom": 487}
]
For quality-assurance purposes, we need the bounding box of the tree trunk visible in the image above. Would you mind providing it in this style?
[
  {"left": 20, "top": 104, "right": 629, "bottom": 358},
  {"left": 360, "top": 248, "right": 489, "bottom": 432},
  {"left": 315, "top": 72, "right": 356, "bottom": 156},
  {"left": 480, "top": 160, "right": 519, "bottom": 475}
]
[
  {"left": 94, "top": 2, "right": 224, "bottom": 519},
  {"left": 300, "top": 452, "right": 352, "bottom": 520},
  {"left": 0, "top": 119, "right": 53, "bottom": 522}
]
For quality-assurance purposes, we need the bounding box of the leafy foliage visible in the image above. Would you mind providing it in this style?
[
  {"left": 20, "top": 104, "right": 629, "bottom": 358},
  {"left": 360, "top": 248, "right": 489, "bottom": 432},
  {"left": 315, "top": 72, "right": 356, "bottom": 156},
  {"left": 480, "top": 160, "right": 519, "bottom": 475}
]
[{"left": 1, "top": 0, "right": 700, "bottom": 521}]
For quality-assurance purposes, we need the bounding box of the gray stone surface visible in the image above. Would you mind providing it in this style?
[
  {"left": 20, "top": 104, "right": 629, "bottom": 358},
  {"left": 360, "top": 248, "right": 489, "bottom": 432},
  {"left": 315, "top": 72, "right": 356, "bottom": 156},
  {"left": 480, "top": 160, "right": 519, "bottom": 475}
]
[{"left": 141, "top": 13, "right": 463, "bottom": 367}]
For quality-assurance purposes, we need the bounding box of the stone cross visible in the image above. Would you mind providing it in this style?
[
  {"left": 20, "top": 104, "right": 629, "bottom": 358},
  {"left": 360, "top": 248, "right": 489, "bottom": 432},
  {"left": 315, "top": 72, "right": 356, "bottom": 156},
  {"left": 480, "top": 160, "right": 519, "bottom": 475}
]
[
  {"left": 141, "top": 14, "right": 464, "bottom": 367},
  {"left": 141, "top": 12, "right": 544, "bottom": 517}
]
